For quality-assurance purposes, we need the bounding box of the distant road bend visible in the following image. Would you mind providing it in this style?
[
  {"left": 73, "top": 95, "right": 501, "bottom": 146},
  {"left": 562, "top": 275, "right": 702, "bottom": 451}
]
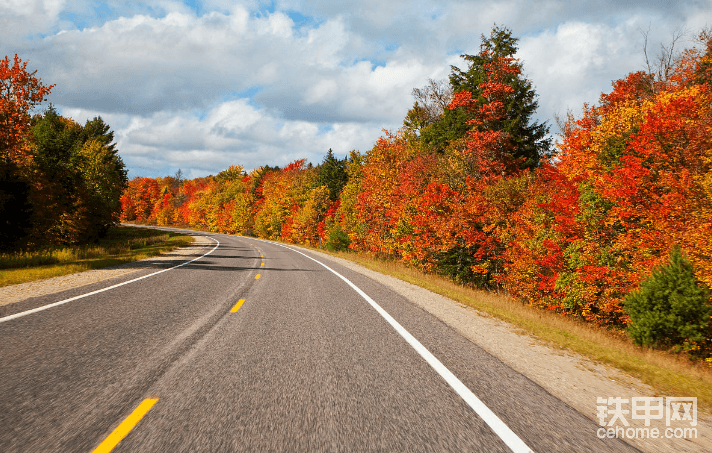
[{"left": 0, "top": 227, "right": 637, "bottom": 452}]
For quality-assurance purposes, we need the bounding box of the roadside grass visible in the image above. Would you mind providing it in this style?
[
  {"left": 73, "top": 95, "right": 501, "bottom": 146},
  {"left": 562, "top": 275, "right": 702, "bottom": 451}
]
[
  {"left": 0, "top": 226, "right": 193, "bottom": 287},
  {"left": 313, "top": 248, "right": 712, "bottom": 413}
]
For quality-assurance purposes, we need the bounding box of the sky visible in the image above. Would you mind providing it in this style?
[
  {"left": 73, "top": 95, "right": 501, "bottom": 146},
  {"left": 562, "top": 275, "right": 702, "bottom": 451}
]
[{"left": 2, "top": 0, "right": 710, "bottom": 178}]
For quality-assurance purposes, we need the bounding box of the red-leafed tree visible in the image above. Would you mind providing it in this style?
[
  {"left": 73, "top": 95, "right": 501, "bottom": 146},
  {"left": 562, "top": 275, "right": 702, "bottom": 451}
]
[
  {"left": 0, "top": 55, "right": 54, "bottom": 250},
  {"left": 0, "top": 55, "right": 54, "bottom": 164}
]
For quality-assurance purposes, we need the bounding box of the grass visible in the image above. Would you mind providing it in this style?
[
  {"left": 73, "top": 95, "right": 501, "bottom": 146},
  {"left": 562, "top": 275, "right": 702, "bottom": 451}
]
[
  {"left": 0, "top": 226, "right": 193, "bottom": 287},
  {"left": 311, "top": 247, "right": 712, "bottom": 414}
]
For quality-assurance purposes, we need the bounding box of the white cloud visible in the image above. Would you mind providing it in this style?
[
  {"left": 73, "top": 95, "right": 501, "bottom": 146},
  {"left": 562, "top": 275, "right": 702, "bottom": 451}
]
[
  {"left": 4, "top": 0, "right": 710, "bottom": 177},
  {"left": 0, "top": 0, "right": 66, "bottom": 39},
  {"left": 61, "top": 96, "right": 387, "bottom": 178},
  {"left": 518, "top": 21, "right": 640, "bottom": 122},
  {"left": 517, "top": 7, "right": 707, "bottom": 132},
  {"left": 25, "top": 7, "right": 387, "bottom": 120}
]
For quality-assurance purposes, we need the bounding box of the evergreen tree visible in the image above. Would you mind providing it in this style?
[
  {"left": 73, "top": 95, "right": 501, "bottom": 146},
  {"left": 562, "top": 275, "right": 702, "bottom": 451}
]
[
  {"left": 624, "top": 246, "right": 712, "bottom": 350},
  {"left": 421, "top": 25, "right": 551, "bottom": 171},
  {"left": 29, "top": 107, "right": 83, "bottom": 242},
  {"left": 29, "top": 107, "right": 127, "bottom": 243},
  {"left": 316, "top": 149, "right": 348, "bottom": 202}
]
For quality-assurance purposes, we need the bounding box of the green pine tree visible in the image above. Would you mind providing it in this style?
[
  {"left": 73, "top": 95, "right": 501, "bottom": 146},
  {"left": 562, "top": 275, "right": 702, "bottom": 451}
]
[
  {"left": 624, "top": 246, "right": 712, "bottom": 351},
  {"left": 316, "top": 149, "right": 348, "bottom": 202}
]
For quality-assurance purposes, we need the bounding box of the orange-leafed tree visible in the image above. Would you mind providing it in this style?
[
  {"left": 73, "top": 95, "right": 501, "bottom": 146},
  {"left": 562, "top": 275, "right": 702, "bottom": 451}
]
[
  {"left": 252, "top": 160, "right": 317, "bottom": 240},
  {"left": 0, "top": 55, "right": 54, "bottom": 164},
  {"left": 349, "top": 131, "right": 418, "bottom": 256},
  {"left": 422, "top": 26, "right": 549, "bottom": 287},
  {"left": 503, "top": 32, "right": 712, "bottom": 324},
  {"left": 0, "top": 55, "right": 53, "bottom": 250}
]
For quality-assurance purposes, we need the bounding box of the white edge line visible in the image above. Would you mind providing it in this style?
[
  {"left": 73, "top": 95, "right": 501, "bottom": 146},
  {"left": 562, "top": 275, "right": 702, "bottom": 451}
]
[
  {"left": 0, "top": 237, "right": 220, "bottom": 324},
  {"left": 255, "top": 238, "right": 534, "bottom": 453}
]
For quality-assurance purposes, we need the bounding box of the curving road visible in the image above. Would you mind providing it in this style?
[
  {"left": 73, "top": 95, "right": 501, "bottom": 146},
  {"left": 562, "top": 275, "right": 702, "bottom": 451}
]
[{"left": 0, "top": 228, "right": 638, "bottom": 452}]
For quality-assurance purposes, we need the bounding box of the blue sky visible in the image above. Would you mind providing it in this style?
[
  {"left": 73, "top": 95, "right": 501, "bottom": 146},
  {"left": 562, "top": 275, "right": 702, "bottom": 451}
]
[{"left": 2, "top": 0, "right": 710, "bottom": 178}]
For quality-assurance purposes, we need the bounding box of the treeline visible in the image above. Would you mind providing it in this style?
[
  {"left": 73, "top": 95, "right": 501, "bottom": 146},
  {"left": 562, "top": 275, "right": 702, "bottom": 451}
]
[
  {"left": 0, "top": 55, "right": 127, "bottom": 251},
  {"left": 121, "top": 27, "right": 712, "bottom": 356}
]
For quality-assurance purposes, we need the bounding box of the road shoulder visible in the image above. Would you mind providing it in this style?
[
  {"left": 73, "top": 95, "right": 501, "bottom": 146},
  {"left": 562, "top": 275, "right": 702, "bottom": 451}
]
[{"left": 0, "top": 236, "right": 213, "bottom": 308}]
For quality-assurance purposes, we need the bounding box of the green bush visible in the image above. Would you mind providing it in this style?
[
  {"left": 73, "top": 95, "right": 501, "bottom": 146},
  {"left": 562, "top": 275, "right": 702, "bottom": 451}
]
[
  {"left": 325, "top": 226, "right": 350, "bottom": 252},
  {"left": 624, "top": 246, "right": 711, "bottom": 352}
]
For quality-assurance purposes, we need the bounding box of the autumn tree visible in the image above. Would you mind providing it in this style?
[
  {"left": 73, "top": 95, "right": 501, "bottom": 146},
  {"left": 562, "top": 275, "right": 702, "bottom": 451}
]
[
  {"left": 74, "top": 136, "right": 128, "bottom": 237},
  {"left": 332, "top": 150, "right": 365, "bottom": 246},
  {"left": 253, "top": 160, "right": 317, "bottom": 240},
  {"left": 0, "top": 55, "right": 53, "bottom": 250},
  {"left": 422, "top": 25, "right": 550, "bottom": 171},
  {"left": 0, "top": 55, "right": 54, "bottom": 163}
]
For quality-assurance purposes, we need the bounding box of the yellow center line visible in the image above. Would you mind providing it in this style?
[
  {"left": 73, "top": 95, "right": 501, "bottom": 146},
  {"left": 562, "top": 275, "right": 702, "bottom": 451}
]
[
  {"left": 92, "top": 398, "right": 158, "bottom": 453},
  {"left": 255, "top": 274, "right": 261, "bottom": 279},
  {"left": 231, "top": 299, "right": 246, "bottom": 313}
]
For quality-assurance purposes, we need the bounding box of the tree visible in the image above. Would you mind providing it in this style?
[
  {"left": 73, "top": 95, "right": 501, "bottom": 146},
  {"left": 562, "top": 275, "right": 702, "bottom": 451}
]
[
  {"left": 74, "top": 137, "right": 128, "bottom": 238},
  {"left": 694, "top": 28, "right": 712, "bottom": 85},
  {"left": 421, "top": 25, "right": 550, "bottom": 171},
  {"left": 0, "top": 55, "right": 53, "bottom": 250},
  {"left": 29, "top": 108, "right": 127, "bottom": 242},
  {"left": 216, "top": 165, "right": 245, "bottom": 183},
  {"left": 316, "top": 149, "right": 348, "bottom": 202},
  {"left": 0, "top": 54, "right": 54, "bottom": 163},
  {"left": 28, "top": 107, "right": 83, "bottom": 242},
  {"left": 624, "top": 246, "right": 711, "bottom": 351},
  {"left": 332, "top": 150, "right": 364, "bottom": 247},
  {"left": 404, "top": 79, "right": 453, "bottom": 133}
]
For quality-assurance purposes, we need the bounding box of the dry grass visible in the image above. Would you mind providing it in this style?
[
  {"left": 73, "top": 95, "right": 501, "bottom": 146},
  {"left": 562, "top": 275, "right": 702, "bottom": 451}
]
[
  {"left": 0, "top": 226, "right": 193, "bottom": 287},
  {"left": 320, "top": 249, "right": 712, "bottom": 413}
]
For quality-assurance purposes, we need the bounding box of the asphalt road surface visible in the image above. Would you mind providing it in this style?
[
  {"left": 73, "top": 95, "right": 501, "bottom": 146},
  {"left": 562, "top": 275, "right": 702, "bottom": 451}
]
[{"left": 0, "top": 228, "right": 639, "bottom": 452}]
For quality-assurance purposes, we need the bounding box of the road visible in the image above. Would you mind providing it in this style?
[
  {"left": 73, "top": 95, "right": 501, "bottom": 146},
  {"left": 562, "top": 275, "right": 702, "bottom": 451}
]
[{"left": 0, "top": 228, "right": 638, "bottom": 452}]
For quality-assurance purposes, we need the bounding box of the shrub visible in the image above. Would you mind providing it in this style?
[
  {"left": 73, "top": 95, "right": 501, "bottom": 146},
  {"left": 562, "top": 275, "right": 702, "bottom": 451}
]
[
  {"left": 624, "top": 246, "right": 712, "bottom": 352},
  {"left": 325, "top": 225, "right": 350, "bottom": 252}
]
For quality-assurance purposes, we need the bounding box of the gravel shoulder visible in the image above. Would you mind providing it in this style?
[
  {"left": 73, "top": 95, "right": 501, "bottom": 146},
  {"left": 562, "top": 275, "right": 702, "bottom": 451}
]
[
  {"left": 2, "top": 235, "right": 710, "bottom": 452},
  {"left": 0, "top": 236, "right": 213, "bottom": 308}
]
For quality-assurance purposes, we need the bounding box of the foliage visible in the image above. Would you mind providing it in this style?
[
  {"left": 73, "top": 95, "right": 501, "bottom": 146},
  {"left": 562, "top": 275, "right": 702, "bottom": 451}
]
[
  {"left": 316, "top": 149, "right": 348, "bottom": 202},
  {"left": 0, "top": 54, "right": 54, "bottom": 164},
  {"left": 421, "top": 25, "right": 550, "bottom": 170},
  {"left": 624, "top": 246, "right": 712, "bottom": 353},
  {"left": 1, "top": 56, "right": 126, "bottom": 250},
  {"left": 325, "top": 225, "right": 350, "bottom": 252},
  {"left": 0, "top": 55, "right": 54, "bottom": 250}
]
